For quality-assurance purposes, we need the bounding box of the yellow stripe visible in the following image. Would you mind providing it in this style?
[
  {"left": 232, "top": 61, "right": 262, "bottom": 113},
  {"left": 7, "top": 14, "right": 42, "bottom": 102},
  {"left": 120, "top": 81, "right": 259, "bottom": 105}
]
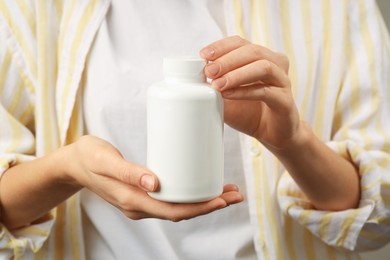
[
  {"left": 0, "top": 158, "right": 9, "bottom": 171},
  {"left": 361, "top": 178, "right": 380, "bottom": 191},
  {"left": 34, "top": 241, "right": 49, "bottom": 260},
  {"left": 359, "top": 162, "right": 377, "bottom": 177},
  {"left": 66, "top": 90, "right": 83, "bottom": 144},
  {"left": 250, "top": 0, "right": 260, "bottom": 44},
  {"left": 319, "top": 212, "right": 337, "bottom": 260},
  {"left": 0, "top": 0, "right": 37, "bottom": 78},
  {"left": 19, "top": 226, "right": 50, "bottom": 237},
  {"left": 257, "top": 0, "right": 271, "bottom": 48},
  {"left": 325, "top": 244, "right": 338, "bottom": 259},
  {"left": 6, "top": 77, "right": 24, "bottom": 115},
  {"left": 233, "top": 0, "right": 245, "bottom": 38},
  {"left": 15, "top": 0, "right": 36, "bottom": 37},
  {"left": 36, "top": 0, "right": 55, "bottom": 154},
  {"left": 336, "top": 209, "right": 361, "bottom": 247},
  {"left": 252, "top": 141, "right": 269, "bottom": 259},
  {"left": 0, "top": 49, "right": 12, "bottom": 95},
  {"left": 14, "top": 58, "right": 35, "bottom": 93},
  {"left": 69, "top": 195, "right": 81, "bottom": 260},
  {"left": 313, "top": 0, "right": 332, "bottom": 138},
  {"left": 279, "top": 1, "right": 298, "bottom": 102},
  {"left": 60, "top": 1, "right": 99, "bottom": 125},
  {"left": 5, "top": 110, "right": 23, "bottom": 153},
  {"left": 266, "top": 156, "right": 284, "bottom": 259},
  {"left": 18, "top": 100, "right": 34, "bottom": 127},
  {"left": 57, "top": 0, "right": 77, "bottom": 59},
  {"left": 54, "top": 0, "right": 63, "bottom": 24},
  {"left": 54, "top": 204, "right": 66, "bottom": 260},
  {"left": 300, "top": 0, "right": 315, "bottom": 120},
  {"left": 299, "top": 211, "right": 317, "bottom": 260},
  {"left": 284, "top": 215, "right": 297, "bottom": 260}
]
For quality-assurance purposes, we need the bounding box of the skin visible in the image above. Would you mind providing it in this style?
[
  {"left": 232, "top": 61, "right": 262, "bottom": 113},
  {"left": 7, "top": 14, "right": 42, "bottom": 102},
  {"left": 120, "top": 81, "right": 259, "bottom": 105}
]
[
  {"left": 200, "top": 35, "right": 360, "bottom": 211},
  {"left": 0, "top": 35, "right": 360, "bottom": 231},
  {"left": 0, "top": 136, "right": 243, "bottom": 229}
]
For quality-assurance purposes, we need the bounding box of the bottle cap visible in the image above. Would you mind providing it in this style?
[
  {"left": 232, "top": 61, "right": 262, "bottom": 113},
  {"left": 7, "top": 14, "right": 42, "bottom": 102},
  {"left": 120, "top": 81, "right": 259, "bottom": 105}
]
[{"left": 163, "top": 56, "right": 206, "bottom": 82}]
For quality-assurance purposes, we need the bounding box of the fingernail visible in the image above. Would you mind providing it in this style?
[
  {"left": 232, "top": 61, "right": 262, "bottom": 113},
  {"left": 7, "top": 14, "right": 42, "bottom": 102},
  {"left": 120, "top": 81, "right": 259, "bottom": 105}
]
[
  {"left": 200, "top": 47, "right": 215, "bottom": 59},
  {"left": 140, "top": 174, "right": 156, "bottom": 191},
  {"left": 212, "top": 77, "right": 226, "bottom": 90},
  {"left": 205, "top": 63, "right": 220, "bottom": 77},
  {"left": 231, "top": 184, "right": 239, "bottom": 191}
]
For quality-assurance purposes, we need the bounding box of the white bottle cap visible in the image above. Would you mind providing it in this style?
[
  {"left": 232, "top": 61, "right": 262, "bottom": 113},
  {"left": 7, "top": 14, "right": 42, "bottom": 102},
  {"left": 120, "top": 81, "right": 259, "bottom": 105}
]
[{"left": 163, "top": 56, "right": 207, "bottom": 82}]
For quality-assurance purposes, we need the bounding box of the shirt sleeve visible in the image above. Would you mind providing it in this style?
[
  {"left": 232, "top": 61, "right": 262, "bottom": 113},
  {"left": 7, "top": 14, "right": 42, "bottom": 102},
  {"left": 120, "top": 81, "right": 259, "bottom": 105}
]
[
  {"left": 0, "top": 12, "right": 55, "bottom": 258},
  {"left": 277, "top": 0, "right": 390, "bottom": 252}
]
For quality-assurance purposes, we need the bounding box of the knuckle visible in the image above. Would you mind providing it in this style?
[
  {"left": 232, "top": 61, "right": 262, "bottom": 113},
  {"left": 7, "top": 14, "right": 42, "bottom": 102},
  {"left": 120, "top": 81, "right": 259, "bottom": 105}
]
[
  {"left": 116, "top": 195, "right": 136, "bottom": 212},
  {"left": 232, "top": 35, "right": 248, "bottom": 45},
  {"left": 92, "top": 148, "right": 105, "bottom": 161},
  {"left": 247, "top": 44, "right": 263, "bottom": 59},
  {"left": 277, "top": 52, "right": 289, "bottom": 71},
  {"left": 117, "top": 165, "right": 132, "bottom": 184},
  {"left": 261, "top": 60, "right": 274, "bottom": 75}
]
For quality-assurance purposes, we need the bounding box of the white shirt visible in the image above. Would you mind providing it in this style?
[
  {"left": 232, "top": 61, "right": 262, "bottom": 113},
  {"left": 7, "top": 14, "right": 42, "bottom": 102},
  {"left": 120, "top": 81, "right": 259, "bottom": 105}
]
[{"left": 82, "top": 1, "right": 256, "bottom": 259}]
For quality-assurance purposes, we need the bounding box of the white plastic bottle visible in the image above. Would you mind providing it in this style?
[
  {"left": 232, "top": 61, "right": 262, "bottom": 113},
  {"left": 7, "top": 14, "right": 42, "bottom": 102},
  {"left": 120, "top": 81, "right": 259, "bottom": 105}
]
[{"left": 147, "top": 57, "right": 224, "bottom": 203}]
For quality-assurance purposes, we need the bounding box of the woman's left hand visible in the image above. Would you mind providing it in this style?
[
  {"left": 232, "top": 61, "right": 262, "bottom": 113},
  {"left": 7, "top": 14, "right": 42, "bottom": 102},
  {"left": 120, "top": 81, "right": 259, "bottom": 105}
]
[{"left": 200, "top": 36, "right": 301, "bottom": 150}]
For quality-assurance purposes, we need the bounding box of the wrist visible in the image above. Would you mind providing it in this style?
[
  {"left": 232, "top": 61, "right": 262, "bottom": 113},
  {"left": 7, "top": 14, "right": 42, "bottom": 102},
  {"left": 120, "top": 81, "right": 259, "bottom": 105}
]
[
  {"left": 49, "top": 144, "right": 83, "bottom": 189},
  {"left": 265, "top": 121, "right": 313, "bottom": 158}
]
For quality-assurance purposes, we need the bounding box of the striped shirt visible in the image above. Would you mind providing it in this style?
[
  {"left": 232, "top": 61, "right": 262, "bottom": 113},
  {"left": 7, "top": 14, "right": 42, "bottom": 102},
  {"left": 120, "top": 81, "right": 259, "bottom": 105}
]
[{"left": 0, "top": 0, "right": 389, "bottom": 259}]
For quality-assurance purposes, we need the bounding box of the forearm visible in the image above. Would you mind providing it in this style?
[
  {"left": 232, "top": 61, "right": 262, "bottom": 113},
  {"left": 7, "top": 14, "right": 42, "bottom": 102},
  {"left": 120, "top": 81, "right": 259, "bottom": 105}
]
[
  {"left": 269, "top": 122, "right": 360, "bottom": 211},
  {"left": 0, "top": 145, "right": 81, "bottom": 229}
]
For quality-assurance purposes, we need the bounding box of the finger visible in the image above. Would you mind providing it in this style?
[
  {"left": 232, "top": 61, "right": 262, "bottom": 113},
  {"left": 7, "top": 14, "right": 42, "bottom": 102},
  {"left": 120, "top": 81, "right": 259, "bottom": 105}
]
[
  {"left": 211, "top": 60, "right": 290, "bottom": 91},
  {"left": 219, "top": 190, "right": 244, "bottom": 205},
  {"left": 203, "top": 44, "right": 272, "bottom": 79},
  {"left": 115, "top": 162, "right": 159, "bottom": 192},
  {"left": 200, "top": 35, "right": 249, "bottom": 61},
  {"left": 120, "top": 194, "right": 226, "bottom": 222},
  {"left": 223, "top": 183, "right": 240, "bottom": 192},
  {"left": 151, "top": 186, "right": 244, "bottom": 222},
  {"left": 96, "top": 153, "right": 159, "bottom": 192},
  {"left": 201, "top": 39, "right": 289, "bottom": 78},
  {"left": 156, "top": 198, "right": 229, "bottom": 222},
  {"left": 219, "top": 184, "right": 244, "bottom": 205},
  {"left": 132, "top": 186, "right": 243, "bottom": 222},
  {"left": 221, "top": 84, "right": 294, "bottom": 112}
]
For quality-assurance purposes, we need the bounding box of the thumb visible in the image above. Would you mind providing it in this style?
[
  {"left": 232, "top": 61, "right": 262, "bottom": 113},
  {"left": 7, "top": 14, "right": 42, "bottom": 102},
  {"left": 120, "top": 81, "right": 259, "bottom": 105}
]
[
  {"left": 115, "top": 162, "right": 159, "bottom": 192},
  {"left": 97, "top": 153, "right": 159, "bottom": 192}
]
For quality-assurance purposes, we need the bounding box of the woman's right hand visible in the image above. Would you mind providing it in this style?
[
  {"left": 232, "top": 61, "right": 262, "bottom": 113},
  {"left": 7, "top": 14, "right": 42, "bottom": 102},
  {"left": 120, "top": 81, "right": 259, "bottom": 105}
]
[{"left": 65, "top": 135, "right": 243, "bottom": 221}]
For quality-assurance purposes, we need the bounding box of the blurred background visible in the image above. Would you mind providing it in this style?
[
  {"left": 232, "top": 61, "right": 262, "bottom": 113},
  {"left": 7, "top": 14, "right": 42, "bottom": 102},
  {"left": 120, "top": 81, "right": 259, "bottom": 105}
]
[{"left": 360, "top": 1, "right": 389, "bottom": 259}]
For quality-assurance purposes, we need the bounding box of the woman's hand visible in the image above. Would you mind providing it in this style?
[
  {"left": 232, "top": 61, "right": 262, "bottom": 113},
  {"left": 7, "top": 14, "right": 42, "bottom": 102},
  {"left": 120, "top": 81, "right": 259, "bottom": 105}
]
[
  {"left": 199, "top": 36, "right": 360, "bottom": 211},
  {"left": 66, "top": 135, "right": 243, "bottom": 221},
  {"left": 200, "top": 36, "right": 302, "bottom": 150}
]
